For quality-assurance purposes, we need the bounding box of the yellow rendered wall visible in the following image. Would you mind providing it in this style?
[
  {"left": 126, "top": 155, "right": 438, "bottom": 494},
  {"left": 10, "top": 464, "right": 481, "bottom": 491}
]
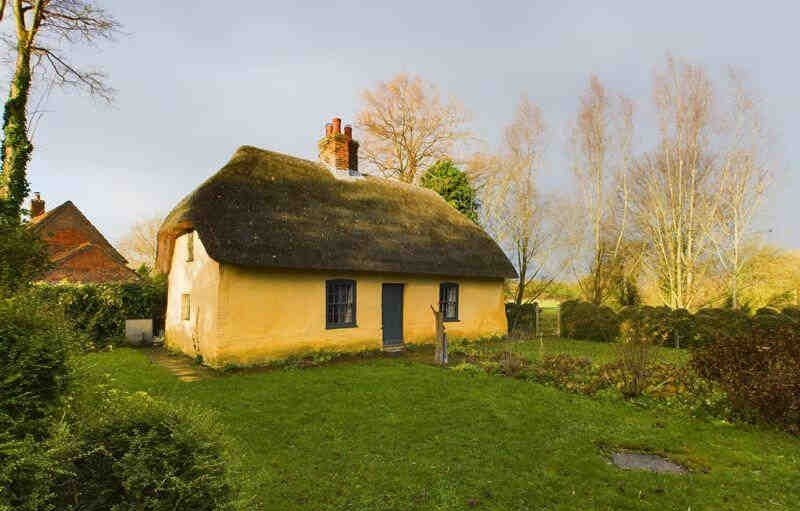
[
  {"left": 164, "top": 231, "right": 221, "bottom": 362},
  {"left": 213, "top": 266, "right": 508, "bottom": 366}
]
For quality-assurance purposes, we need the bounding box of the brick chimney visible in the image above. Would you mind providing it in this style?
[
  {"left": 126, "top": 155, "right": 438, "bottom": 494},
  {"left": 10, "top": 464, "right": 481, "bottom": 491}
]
[
  {"left": 318, "top": 117, "right": 359, "bottom": 174},
  {"left": 30, "top": 192, "right": 45, "bottom": 218}
]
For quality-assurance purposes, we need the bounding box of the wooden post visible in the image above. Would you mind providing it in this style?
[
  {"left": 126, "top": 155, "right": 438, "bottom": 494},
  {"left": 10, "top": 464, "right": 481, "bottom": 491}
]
[{"left": 431, "top": 305, "right": 447, "bottom": 366}]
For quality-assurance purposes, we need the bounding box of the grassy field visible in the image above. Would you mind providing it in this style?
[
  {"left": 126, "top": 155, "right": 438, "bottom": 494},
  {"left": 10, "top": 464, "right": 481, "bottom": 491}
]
[
  {"left": 79, "top": 343, "right": 799, "bottom": 510},
  {"left": 475, "top": 337, "right": 690, "bottom": 365}
]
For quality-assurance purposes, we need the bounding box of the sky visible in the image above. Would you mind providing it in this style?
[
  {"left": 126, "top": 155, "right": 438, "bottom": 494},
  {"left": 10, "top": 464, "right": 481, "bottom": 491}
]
[{"left": 14, "top": 0, "right": 800, "bottom": 247}]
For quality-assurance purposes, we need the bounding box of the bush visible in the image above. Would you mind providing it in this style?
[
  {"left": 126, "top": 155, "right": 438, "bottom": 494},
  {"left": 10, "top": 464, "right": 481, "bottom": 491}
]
[
  {"left": 0, "top": 221, "right": 50, "bottom": 298},
  {"left": 692, "top": 316, "right": 800, "bottom": 434},
  {"left": 31, "top": 276, "right": 167, "bottom": 347},
  {"left": 505, "top": 303, "right": 537, "bottom": 337},
  {"left": 0, "top": 428, "right": 74, "bottom": 511},
  {"left": 0, "top": 296, "right": 83, "bottom": 438},
  {"left": 781, "top": 307, "right": 800, "bottom": 325},
  {"left": 560, "top": 300, "right": 619, "bottom": 342},
  {"left": 693, "top": 308, "right": 750, "bottom": 347},
  {"left": 64, "top": 391, "right": 238, "bottom": 510},
  {"left": 613, "top": 318, "right": 657, "bottom": 397},
  {"left": 528, "top": 353, "right": 598, "bottom": 393}
]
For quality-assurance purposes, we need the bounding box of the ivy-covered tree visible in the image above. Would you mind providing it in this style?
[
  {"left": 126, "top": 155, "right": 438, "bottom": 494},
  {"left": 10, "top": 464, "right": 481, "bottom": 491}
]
[
  {"left": 0, "top": 1, "right": 119, "bottom": 222},
  {"left": 420, "top": 160, "right": 479, "bottom": 222}
]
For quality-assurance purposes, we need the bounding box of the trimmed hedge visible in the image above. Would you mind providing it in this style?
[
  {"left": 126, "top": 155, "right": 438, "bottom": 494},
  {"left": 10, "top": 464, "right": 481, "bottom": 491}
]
[
  {"left": 560, "top": 300, "right": 619, "bottom": 342},
  {"left": 505, "top": 303, "right": 538, "bottom": 336},
  {"left": 551, "top": 301, "right": 800, "bottom": 348},
  {"left": 692, "top": 308, "right": 800, "bottom": 433},
  {"left": 30, "top": 276, "right": 166, "bottom": 347}
]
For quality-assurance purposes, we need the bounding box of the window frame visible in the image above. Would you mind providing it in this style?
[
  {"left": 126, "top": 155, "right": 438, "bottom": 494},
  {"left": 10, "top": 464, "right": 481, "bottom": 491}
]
[
  {"left": 186, "top": 231, "right": 195, "bottom": 262},
  {"left": 439, "top": 282, "right": 460, "bottom": 322},
  {"left": 325, "top": 279, "right": 357, "bottom": 329},
  {"left": 181, "top": 293, "right": 191, "bottom": 321}
]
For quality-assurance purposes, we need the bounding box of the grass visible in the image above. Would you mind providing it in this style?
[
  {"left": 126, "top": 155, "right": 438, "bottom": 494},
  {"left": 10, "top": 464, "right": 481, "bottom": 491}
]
[
  {"left": 467, "top": 336, "right": 690, "bottom": 365},
  {"left": 78, "top": 343, "right": 799, "bottom": 510}
]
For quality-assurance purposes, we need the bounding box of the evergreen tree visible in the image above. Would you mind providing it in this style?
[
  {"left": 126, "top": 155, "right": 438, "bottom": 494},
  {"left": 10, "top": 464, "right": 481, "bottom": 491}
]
[{"left": 420, "top": 160, "right": 479, "bottom": 222}]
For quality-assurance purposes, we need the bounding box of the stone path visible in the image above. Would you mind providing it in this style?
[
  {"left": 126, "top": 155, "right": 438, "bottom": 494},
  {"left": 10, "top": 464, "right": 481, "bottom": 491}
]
[
  {"left": 611, "top": 451, "right": 687, "bottom": 474},
  {"left": 146, "top": 347, "right": 213, "bottom": 382}
]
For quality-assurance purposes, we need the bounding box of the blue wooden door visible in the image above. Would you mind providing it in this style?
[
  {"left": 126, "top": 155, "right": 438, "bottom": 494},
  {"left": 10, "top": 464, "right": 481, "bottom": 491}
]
[{"left": 381, "top": 284, "right": 404, "bottom": 346}]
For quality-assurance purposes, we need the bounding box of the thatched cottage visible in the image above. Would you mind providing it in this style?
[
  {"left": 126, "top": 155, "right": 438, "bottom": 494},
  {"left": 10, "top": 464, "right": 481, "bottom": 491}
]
[{"left": 156, "top": 118, "right": 516, "bottom": 366}]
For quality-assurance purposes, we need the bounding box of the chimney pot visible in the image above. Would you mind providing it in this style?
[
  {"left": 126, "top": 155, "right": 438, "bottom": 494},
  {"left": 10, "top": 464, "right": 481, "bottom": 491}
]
[
  {"left": 318, "top": 117, "right": 359, "bottom": 173},
  {"left": 30, "top": 192, "right": 45, "bottom": 218}
]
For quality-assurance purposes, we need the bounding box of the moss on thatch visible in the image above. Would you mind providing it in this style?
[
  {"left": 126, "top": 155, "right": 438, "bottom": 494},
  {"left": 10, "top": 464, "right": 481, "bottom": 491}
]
[{"left": 157, "top": 146, "right": 516, "bottom": 279}]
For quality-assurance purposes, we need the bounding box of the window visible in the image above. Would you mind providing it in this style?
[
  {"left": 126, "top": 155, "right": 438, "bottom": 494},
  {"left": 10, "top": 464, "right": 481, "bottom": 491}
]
[
  {"left": 439, "top": 283, "right": 459, "bottom": 321},
  {"left": 186, "top": 231, "right": 194, "bottom": 262},
  {"left": 326, "top": 279, "right": 356, "bottom": 328},
  {"left": 181, "top": 293, "right": 191, "bottom": 321}
]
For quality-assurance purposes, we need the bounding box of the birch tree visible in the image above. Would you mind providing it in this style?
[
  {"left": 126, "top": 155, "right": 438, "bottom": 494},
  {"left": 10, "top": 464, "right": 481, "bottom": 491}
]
[
  {"left": 0, "top": 0, "right": 119, "bottom": 222},
  {"left": 477, "top": 96, "right": 569, "bottom": 305},
  {"left": 630, "top": 57, "right": 717, "bottom": 310},
  {"left": 570, "top": 76, "right": 635, "bottom": 305},
  {"left": 356, "top": 73, "right": 470, "bottom": 183},
  {"left": 707, "top": 71, "right": 771, "bottom": 309}
]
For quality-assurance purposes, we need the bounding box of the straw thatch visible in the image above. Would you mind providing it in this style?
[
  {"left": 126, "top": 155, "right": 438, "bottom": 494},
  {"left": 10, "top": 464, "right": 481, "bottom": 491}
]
[{"left": 157, "top": 146, "right": 516, "bottom": 279}]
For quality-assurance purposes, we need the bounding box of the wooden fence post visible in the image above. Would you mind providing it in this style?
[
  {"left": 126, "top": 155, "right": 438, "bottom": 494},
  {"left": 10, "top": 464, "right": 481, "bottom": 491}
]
[{"left": 431, "top": 305, "right": 447, "bottom": 366}]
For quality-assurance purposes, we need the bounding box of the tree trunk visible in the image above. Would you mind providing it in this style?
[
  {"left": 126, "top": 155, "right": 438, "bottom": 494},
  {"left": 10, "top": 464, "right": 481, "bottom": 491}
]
[{"left": 0, "top": 40, "right": 33, "bottom": 222}]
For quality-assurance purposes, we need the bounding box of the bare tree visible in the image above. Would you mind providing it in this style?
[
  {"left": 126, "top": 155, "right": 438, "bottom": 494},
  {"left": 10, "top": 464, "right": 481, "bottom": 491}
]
[
  {"left": 118, "top": 215, "right": 163, "bottom": 271},
  {"left": 476, "top": 96, "right": 569, "bottom": 306},
  {"left": 0, "top": 0, "right": 119, "bottom": 221},
  {"left": 707, "top": 71, "right": 771, "bottom": 309},
  {"left": 356, "top": 73, "right": 470, "bottom": 183},
  {"left": 630, "top": 56, "right": 718, "bottom": 310},
  {"left": 569, "top": 76, "right": 636, "bottom": 305}
]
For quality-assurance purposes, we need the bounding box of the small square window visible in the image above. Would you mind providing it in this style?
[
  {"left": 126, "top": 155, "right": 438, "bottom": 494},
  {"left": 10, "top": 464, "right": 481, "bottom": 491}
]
[
  {"left": 181, "top": 293, "right": 191, "bottom": 321},
  {"left": 186, "top": 231, "right": 194, "bottom": 262},
  {"left": 439, "top": 283, "right": 459, "bottom": 322},
  {"left": 326, "top": 279, "right": 356, "bottom": 328}
]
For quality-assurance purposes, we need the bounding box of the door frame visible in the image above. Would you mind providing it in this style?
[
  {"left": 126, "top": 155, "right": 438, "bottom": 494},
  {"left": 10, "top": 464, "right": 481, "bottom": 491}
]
[{"left": 381, "top": 283, "right": 404, "bottom": 346}]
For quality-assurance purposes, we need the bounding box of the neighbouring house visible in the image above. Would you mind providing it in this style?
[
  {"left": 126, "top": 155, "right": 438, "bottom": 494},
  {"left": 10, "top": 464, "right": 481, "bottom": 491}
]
[
  {"left": 156, "top": 118, "right": 516, "bottom": 366},
  {"left": 27, "top": 194, "right": 139, "bottom": 283}
]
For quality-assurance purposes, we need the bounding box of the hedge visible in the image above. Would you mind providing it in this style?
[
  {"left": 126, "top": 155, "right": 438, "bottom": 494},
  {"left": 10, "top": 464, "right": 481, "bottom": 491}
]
[
  {"left": 549, "top": 300, "right": 800, "bottom": 348},
  {"left": 505, "top": 303, "right": 538, "bottom": 336},
  {"left": 692, "top": 308, "right": 800, "bottom": 434},
  {"left": 560, "top": 300, "right": 619, "bottom": 342},
  {"left": 30, "top": 276, "right": 166, "bottom": 347}
]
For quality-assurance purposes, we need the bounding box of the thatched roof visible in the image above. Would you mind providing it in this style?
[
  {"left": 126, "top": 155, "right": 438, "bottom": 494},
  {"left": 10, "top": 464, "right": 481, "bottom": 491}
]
[{"left": 157, "top": 146, "right": 516, "bottom": 279}]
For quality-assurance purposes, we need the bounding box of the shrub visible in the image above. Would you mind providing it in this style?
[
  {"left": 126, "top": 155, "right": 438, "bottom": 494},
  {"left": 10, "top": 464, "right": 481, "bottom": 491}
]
[
  {"left": 692, "top": 317, "right": 800, "bottom": 433},
  {"left": 560, "top": 300, "right": 619, "bottom": 342},
  {"left": 613, "top": 319, "right": 655, "bottom": 397},
  {"left": 528, "top": 354, "right": 599, "bottom": 394},
  {"left": 31, "top": 276, "right": 167, "bottom": 347},
  {"left": 505, "top": 303, "right": 537, "bottom": 337},
  {"left": 781, "top": 307, "right": 800, "bottom": 324},
  {"left": 0, "top": 296, "right": 83, "bottom": 438},
  {"left": 495, "top": 351, "right": 528, "bottom": 377},
  {"left": 692, "top": 308, "right": 750, "bottom": 348},
  {"left": 64, "top": 391, "right": 237, "bottom": 510},
  {"left": 0, "top": 221, "right": 50, "bottom": 298},
  {"left": 0, "top": 428, "right": 74, "bottom": 511}
]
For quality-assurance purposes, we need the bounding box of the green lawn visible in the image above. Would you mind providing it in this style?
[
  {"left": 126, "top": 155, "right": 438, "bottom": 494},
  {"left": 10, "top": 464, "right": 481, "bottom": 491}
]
[
  {"left": 470, "top": 336, "right": 690, "bottom": 365},
  {"left": 79, "top": 345, "right": 799, "bottom": 510}
]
